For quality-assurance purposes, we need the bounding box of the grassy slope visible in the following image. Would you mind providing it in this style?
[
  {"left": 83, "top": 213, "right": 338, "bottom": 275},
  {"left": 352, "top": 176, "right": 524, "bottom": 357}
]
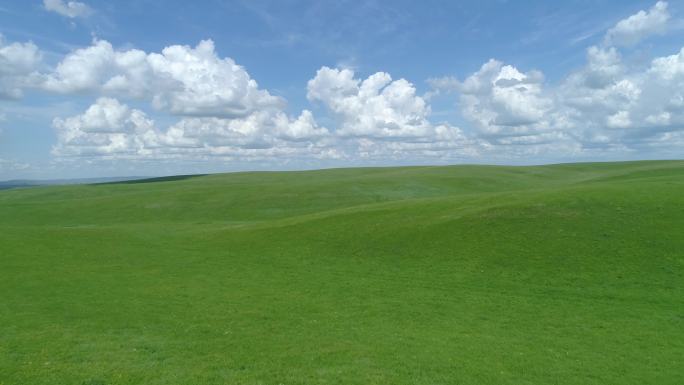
[{"left": 0, "top": 161, "right": 682, "bottom": 385}]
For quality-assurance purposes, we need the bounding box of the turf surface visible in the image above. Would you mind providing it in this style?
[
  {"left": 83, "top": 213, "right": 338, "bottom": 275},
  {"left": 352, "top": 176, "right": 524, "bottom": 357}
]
[{"left": 1, "top": 161, "right": 683, "bottom": 384}]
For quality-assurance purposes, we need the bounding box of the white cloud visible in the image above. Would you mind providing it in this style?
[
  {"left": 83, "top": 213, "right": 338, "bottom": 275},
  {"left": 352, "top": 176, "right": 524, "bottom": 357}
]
[
  {"left": 631, "top": 48, "right": 684, "bottom": 128},
  {"left": 52, "top": 98, "right": 333, "bottom": 160},
  {"left": 53, "top": 98, "right": 158, "bottom": 156},
  {"left": 434, "top": 28, "right": 684, "bottom": 154},
  {"left": 43, "top": 40, "right": 119, "bottom": 94},
  {"left": 426, "top": 76, "right": 459, "bottom": 93},
  {"left": 556, "top": 44, "right": 684, "bottom": 147},
  {"left": 307, "top": 67, "right": 435, "bottom": 138},
  {"left": 17, "top": 1, "right": 684, "bottom": 168},
  {"left": 428, "top": 2, "right": 684, "bottom": 155},
  {"left": 457, "top": 59, "right": 553, "bottom": 139},
  {"left": 649, "top": 47, "right": 684, "bottom": 80},
  {"left": 43, "top": 0, "right": 92, "bottom": 18},
  {"left": 45, "top": 41, "right": 338, "bottom": 162},
  {"left": 277, "top": 109, "right": 329, "bottom": 141},
  {"left": 350, "top": 125, "right": 480, "bottom": 162},
  {"left": 557, "top": 47, "right": 638, "bottom": 136},
  {"left": 604, "top": 1, "right": 669, "bottom": 46},
  {"left": 306, "top": 66, "right": 480, "bottom": 160},
  {"left": 159, "top": 109, "right": 328, "bottom": 150},
  {"left": 422, "top": 2, "right": 682, "bottom": 156},
  {"left": 606, "top": 110, "right": 632, "bottom": 129},
  {"left": 0, "top": 35, "right": 42, "bottom": 99},
  {"left": 308, "top": 66, "right": 451, "bottom": 139},
  {"left": 53, "top": 65, "right": 480, "bottom": 163},
  {"left": 146, "top": 40, "right": 285, "bottom": 117},
  {"left": 43, "top": 39, "right": 284, "bottom": 118}
]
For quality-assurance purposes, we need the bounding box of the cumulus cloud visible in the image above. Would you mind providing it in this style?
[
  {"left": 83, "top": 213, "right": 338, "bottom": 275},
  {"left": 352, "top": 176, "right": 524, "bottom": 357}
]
[
  {"left": 452, "top": 42, "right": 684, "bottom": 152},
  {"left": 147, "top": 40, "right": 285, "bottom": 117},
  {"left": 43, "top": 0, "right": 92, "bottom": 18},
  {"left": 556, "top": 44, "right": 684, "bottom": 148},
  {"left": 308, "top": 67, "right": 459, "bottom": 139},
  {"left": 557, "top": 46, "right": 637, "bottom": 139},
  {"left": 42, "top": 40, "right": 120, "bottom": 94},
  {"left": 426, "top": 76, "right": 459, "bottom": 93},
  {"left": 307, "top": 67, "right": 432, "bottom": 138},
  {"left": 22, "top": 1, "right": 684, "bottom": 166},
  {"left": 160, "top": 110, "right": 328, "bottom": 150},
  {"left": 54, "top": 64, "right": 479, "bottom": 162},
  {"left": 428, "top": 59, "right": 568, "bottom": 146},
  {"left": 42, "top": 41, "right": 339, "bottom": 162},
  {"left": 43, "top": 39, "right": 284, "bottom": 118},
  {"left": 0, "top": 35, "right": 42, "bottom": 99},
  {"left": 457, "top": 59, "right": 554, "bottom": 139},
  {"left": 625, "top": 48, "right": 684, "bottom": 130},
  {"left": 306, "top": 66, "right": 480, "bottom": 160},
  {"left": 604, "top": 1, "right": 669, "bottom": 46},
  {"left": 53, "top": 98, "right": 158, "bottom": 156},
  {"left": 422, "top": 2, "right": 683, "bottom": 156},
  {"left": 350, "top": 125, "right": 479, "bottom": 162},
  {"left": 52, "top": 97, "right": 332, "bottom": 159}
]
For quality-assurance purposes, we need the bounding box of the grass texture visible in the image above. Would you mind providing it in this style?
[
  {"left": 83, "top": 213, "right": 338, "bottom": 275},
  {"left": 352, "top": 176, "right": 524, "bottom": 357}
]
[{"left": 1, "top": 161, "right": 683, "bottom": 384}]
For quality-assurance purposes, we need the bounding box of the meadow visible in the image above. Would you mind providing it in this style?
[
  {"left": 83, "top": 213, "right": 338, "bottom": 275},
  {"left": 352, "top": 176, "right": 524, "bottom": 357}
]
[{"left": 1, "top": 161, "right": 682, "bottom": 384}]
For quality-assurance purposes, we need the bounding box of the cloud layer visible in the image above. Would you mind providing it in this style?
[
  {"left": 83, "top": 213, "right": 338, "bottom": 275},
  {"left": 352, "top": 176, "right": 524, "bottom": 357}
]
[
  {"left": 604, "top": 1, "right": 669, "bottom": 46},
  {"left": 0, "top": 35, "right": 42, "bottom": 99},
  {"left": 43, "top": 39, "right": 285, "bottom": 117},
  {"left": 2, "top": 1, "right": 683, "bottom": 168},
  {"left": 428, "top": 1, "right": 682, "bottom": 157},
  {"left": 43, "top": 0, "right": 93, "bottom": 19}
]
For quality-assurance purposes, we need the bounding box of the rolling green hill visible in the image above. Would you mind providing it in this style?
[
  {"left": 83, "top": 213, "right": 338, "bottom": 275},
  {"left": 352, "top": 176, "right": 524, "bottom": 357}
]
[{"left": 1, "top": 161, "right": 683, "bottom": 384}]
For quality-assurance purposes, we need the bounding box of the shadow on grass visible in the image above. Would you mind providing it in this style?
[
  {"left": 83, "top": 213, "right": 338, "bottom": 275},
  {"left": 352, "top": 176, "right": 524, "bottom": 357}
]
[{"left": 95, "top": 174, "right": 209, "bottom": 185}]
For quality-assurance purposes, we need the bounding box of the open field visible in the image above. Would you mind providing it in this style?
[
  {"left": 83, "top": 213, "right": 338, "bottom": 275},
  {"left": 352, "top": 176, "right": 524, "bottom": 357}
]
[{"left": 1, "top": 161, "right": 683, "bottom": 384}]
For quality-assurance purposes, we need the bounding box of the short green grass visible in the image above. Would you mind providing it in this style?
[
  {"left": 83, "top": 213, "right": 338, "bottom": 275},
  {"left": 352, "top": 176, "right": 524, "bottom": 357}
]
[{"left": 1, "top": 161, "right": 683, "bottom": 384}]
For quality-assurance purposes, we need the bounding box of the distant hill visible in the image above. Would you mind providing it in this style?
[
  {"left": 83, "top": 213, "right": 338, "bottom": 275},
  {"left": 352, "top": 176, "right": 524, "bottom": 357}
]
[{"left": 0, "top": 176, "right": 150, "bottom": 190}]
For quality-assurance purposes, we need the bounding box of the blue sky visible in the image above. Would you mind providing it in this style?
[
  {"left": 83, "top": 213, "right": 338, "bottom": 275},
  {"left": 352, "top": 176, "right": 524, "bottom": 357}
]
[{"left": 1, "top": 0, "right": 683, "bottom": 179}]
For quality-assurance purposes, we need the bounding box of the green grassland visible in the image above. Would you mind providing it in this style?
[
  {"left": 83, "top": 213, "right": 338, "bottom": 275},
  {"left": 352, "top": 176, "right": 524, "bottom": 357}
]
[{"left": 1, "top": 160, "right": 683, "bottom": 384}]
